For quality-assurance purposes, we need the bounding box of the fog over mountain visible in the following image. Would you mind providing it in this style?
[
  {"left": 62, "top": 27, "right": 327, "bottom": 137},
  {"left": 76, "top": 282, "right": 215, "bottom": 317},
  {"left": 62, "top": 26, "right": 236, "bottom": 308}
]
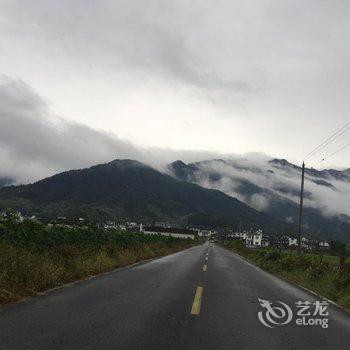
[
  {"left": 168, "top": 158, "right": 350, "bottom": 217},
  {"left": 1, "top": 75, "right": 350, "bottom": 240},
  {"left": 168, "top": 158, "right": 350, "bottom": 239}
]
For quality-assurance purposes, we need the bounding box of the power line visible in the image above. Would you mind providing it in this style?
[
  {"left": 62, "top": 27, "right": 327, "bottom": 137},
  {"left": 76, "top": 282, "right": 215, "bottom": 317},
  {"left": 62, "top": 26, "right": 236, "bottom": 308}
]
[
  {"left": 313, "top": 142, "right": 350, "bottom": 167},
  {"left": 297, "top": 123, "right": 349, "bottom": 248},
  {"left": 304, "top": 122, "right": 350, "bottom": 160},
  {"left": 305, "top": 122, "right": 350, "bottom": 160}
]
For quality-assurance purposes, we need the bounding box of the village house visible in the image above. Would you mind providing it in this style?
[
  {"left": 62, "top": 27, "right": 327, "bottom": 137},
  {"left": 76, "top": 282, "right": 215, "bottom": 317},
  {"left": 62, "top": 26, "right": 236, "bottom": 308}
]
[
  {"left": 103, "top": 220, "right": 119, "bottom": 229},
  {"left": 142, "top": 226, "right": 197, "bottom": 240},
  {"left": 288, "top": 237, "right": 298, "bottom": 247},
  {"left": 154, "top": 221, "right": 172, "bottom": 228},
  {"left": 253, "top": 230, "right": 263, "bottom": 246},
  {"left": 229, "top": 231, "right": 248, "bottom": 240},
  {"left": 301, "top": 237, "right": 312, "bottom": 250},
  {"left": 318, "top": 240, "right": 330, "bottom": 249},
  {"left": 196, "top": 229, "right": 213, "bottom": 238},
  {"left": 275, "top": 235, "right": 290, "bottom": 249},
  {"left": 244, "top": 230, "right": 269, "bottom": 248},
  {"left": 261, "top": 235, "right": 270, "bottom": 247},
  {"left": 245, "top": 232, "right": 253, "bottom": 246}
]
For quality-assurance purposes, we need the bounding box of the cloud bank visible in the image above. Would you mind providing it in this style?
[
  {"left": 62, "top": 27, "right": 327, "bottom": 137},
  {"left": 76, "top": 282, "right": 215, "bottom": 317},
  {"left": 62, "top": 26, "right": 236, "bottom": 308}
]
[
  {"left": 1, "top": 1, "right": 350, "bottom": 166},
  {"left": 177, "top": 158, "right": 350, "bottom": 218},
  {"left": 0, "top": 77, "right": 231, "bottom": 183}
]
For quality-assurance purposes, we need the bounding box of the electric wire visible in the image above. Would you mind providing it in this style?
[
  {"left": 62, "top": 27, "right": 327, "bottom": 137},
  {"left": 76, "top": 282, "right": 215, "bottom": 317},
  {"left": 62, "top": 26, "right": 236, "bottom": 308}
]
[
  {"left": 304, "top": 122, "right": 350, "bottom": 160},
  {"left": 313, "top": 142, "right": 350, "bottom": 167}
]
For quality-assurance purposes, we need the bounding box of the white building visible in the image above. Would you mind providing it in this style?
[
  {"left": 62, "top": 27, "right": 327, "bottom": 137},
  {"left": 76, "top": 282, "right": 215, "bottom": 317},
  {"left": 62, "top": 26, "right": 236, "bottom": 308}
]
[
  {"left": 143, "top": 226, "right": 196, "bottom": 240},
  {"left": 197, "top": 229, "right": 212, "bottom": 237},
  {"left": 301, "top": 237, "right": 312, "bottom": 250},
  {"left": 261, "top": 236, "right": 270, "bottom": 247},
  {"left": 288, "top": 237, "right": 298, "bottom": 247},
  {"left": 245, "top": 233, "right": 254, "bottom": 246},
  {"left": 245, "top": 230, "right": 269, "bottom": 247},
  {"left": 319, "top": 241, "right": 330, "bottom": 249},
  {"left": 253, "top": 230, "right": 263, "bottom": 246},
  {"left": 1, "top": 210, "right": 24, "bottom": 222},
  {"left": 231, "top": 231, "right": 248, "bottom": 240}
]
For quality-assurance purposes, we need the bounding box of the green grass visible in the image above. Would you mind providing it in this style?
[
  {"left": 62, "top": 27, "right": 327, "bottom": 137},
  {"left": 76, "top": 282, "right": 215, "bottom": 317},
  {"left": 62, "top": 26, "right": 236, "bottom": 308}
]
[
  {"left": 0, "top": 216, "right": 197, "bottom": 304},
  {"left": 279, "top": 249, "right": 340, "bottom": 265},
  {"left": 221, "top": 239, "right": 350, "bottom": 311}
]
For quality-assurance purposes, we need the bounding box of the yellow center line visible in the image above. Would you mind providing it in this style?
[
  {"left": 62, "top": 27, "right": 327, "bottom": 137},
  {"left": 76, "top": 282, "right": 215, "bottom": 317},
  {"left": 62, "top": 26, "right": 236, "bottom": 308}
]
[
  {"left": 203, "top": 264, "right": 207, "bottom": 272},
  {"left": 191, "top": 286, "right": 204, "bottom": 315}
]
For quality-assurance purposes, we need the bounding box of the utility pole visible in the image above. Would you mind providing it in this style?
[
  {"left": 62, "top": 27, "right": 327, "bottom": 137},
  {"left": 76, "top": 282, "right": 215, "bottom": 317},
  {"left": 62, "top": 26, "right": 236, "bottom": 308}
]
[{"left": 297, "top": 161, "right": 305, "bottom": 254}]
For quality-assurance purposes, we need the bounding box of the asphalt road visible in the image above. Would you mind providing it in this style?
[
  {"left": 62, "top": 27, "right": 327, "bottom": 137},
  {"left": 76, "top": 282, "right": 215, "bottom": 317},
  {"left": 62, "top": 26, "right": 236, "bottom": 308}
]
[{"left": 1, "top": 243, "right": 350, "bottom": 350}]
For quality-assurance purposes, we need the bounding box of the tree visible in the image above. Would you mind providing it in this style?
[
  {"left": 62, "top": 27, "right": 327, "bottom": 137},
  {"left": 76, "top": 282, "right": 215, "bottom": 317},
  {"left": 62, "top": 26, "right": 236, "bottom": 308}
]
[
  {"left": 3, "top": 208, "right": 21, "bottom": 222},
  {"left": 329, "top": 240, "right": 348, "bottom": 271}
]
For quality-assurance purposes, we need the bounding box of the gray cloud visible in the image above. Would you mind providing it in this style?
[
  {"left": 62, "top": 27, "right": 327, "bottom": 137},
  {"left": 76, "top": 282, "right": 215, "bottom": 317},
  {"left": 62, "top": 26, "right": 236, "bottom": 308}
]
[
  {"left": 0, "top": 76, "right": 142, "bottom": 182},
  {"left": 0, "top": 76, "right": 230, "bottom": 183},
  {"left": 0, "top": 0, "right": 258, "bottom": 96},
  {"left": 1, "top": 0, "right": 350, "bottom": 168}
]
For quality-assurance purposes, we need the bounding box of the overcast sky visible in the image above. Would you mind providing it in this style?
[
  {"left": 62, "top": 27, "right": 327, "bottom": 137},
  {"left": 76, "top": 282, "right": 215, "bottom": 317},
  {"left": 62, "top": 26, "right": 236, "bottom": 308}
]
[{"left": 1, "top": 0, "right": 350, "bottom": 182}]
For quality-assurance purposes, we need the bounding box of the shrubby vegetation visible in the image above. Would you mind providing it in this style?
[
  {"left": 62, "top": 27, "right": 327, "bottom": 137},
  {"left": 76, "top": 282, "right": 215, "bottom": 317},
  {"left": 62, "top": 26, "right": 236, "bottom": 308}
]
[
  {"left": 222, "top": 239, "right": 350, "bottom": 310},
  {"left": 0, "top": 210, "right": 196, "bottom": 304}
]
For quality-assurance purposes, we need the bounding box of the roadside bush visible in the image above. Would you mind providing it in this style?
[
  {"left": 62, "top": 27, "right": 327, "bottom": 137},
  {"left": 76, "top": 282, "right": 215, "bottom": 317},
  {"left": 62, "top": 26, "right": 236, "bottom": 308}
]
[
  {"left": 262, "top": 248, "right": 281, "bottom": 262},
  {"left": 307, "top": 261, "right": 330, "bottom": 279},
  {"left": 0, "top": 241, "right": 64, "bottom": 302},
  {"left": 337, "top": 292, "right": 350, "bottom": 309},
  {"left": 332, "top": 271, "right": 350, "bottom": 290},
  {"left": 0, "top": 218, "right": 196, "bottom": 305},
  {"left": 278, "top": 254, "right": 299, "bottom": 271},
  {"left": 227, "top": 239, "right": 247, "bottom": 254}
]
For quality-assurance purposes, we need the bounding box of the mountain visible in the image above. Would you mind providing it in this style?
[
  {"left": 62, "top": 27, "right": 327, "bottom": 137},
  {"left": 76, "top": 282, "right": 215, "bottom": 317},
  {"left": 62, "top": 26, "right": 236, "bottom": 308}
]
[
  {"left": 0, "top": 177, "right": 14, "bottom": 189},
  {"left": 0, "top": 159, "right": 285, "bottom": 231},
  {"left": 168, "top": 158, "right": 350, "bottom": 241}
]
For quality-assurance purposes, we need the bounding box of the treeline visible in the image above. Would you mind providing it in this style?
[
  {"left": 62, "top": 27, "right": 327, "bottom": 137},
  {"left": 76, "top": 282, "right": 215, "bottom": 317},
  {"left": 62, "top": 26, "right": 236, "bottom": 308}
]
[{"left": 0, "top": 210, "right": 196, "bottom": 304}]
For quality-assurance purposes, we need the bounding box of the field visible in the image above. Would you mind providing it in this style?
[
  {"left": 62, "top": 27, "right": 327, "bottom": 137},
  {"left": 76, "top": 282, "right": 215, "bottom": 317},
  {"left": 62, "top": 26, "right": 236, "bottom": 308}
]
[
  {"left": 221, "top": 239, "right": 350, "bottom": 310},
  {"left": 276, "top": 249, "right": 341, "bottom": 265},
  {"left": 0, "top": 213, "right": 197, "bottom": 305}
]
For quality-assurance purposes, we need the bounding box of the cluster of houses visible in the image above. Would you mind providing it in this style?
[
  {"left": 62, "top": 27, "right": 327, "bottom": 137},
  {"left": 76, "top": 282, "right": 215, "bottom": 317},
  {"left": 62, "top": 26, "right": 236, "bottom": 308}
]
[
  {"left": 104, "top": 221, "right": 216, "bottom": 241},
  {"left": 139, "top": 223, "right": 215, "bottom": 240},
  {"left": 141, "top": 225, "right": 198, "bottom": 240},
  {"left": 226, "top": 230, "right": 270, "bottom": 248},
  {"left": 225, "top": 229, "right": 330, "bottom": 250},
  {"left": 103, "top": 221, "right": 205, "bottom": 239},
  {"left": 1, "top": 211, "right": 332, "bottom": 249},
  {"left": 136, "top": 225, "right": 331, "bottom": 250},
  {"left": 102, "top": 222, "right": 331, "bottom": 250},
  {"left": 0, "top": 211, "right": 87, "bottom": 226},
  {"left": 270, "top": 235, "right": 330, "bottom": 251},
  {"left": 103, "top": 220, "right": 139, "bottom": 231}
]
